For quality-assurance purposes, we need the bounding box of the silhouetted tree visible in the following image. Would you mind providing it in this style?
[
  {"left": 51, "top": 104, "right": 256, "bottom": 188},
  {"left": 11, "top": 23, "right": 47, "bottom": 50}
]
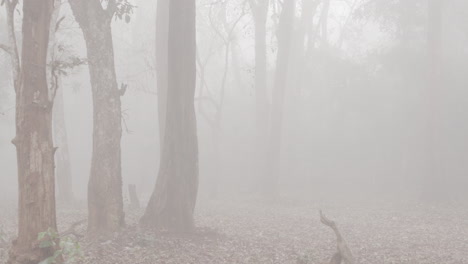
[
  {"left": 266, "top": 0, "right": 296, "bottom": 197},
  {"left": 141, "top": 0, "right": 199, "bottom": 231},
  {"left": 249, "top": 0, "right": 270, "bottom": 190}
]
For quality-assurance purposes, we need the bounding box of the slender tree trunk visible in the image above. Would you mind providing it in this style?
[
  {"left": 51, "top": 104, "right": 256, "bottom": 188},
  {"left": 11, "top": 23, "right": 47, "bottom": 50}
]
[
  {"left": 8, "top": 1, "right": 59, "bottom": 263},
  {"left": 289, "top": 0, "right": 318, "bottom": 94},
  {"left": 265, "top": 0, "right": 296, "bottom": 198},
  {"left": 320, "top": 0, "right": 331, "bottom": 49},
  {"left": 48, "top": 0, "right": 74, "bottom": 204},
  {"left": 250, "top": 0, "right": 270, "bottom": 191},
  {"left": 69, "top": 0, "right": 124, "bottom": 236},
  {"left": 424, "top": 0, "right": 444, "bottom": 201},
  {"left": 155, "top": 0, "right": 169, "bottom": 146},
  {"left": 53, "top": 87, "right": 74, "bottom": 203},
  {"left": 141, "top": 0, "right": 198, "bottom": 232}
]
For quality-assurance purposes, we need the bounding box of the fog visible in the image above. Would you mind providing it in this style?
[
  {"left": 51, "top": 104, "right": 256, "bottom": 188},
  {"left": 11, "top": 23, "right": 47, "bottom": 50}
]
[{"left": 1, "top": 0, "right": 468, "bottom": 263}]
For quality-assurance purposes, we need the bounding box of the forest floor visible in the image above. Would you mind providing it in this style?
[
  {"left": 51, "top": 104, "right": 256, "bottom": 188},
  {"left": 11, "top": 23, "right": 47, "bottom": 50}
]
[{"left": 1, "top": 197, "right": 468, "bottom": 264}]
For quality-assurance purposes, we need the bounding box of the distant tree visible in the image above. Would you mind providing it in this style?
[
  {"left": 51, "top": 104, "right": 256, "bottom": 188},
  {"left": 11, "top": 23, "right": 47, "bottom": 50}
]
[
  {"left": 48, "top": 0, "right": 76, "bottom": 204},
  {"left": 265, "top": 0, "right": 296, "bottom": 198},
  {"left": 423, "top": 0, "right": 444, "bottom": 201},
  {"left": 1, "top": 0, "right": 59, "bottom": 263},
  {"left": 249, "top": 0, "right": 270, "bottom": 191},
  {"left": 141, "top": 0, "right": 199, "bottom": 231},
  {"left": 69, "top": 0, "right": 132, "bottom": 236},
  {"left": 155, "top": 0, "right": 169, "bottom": 145}
]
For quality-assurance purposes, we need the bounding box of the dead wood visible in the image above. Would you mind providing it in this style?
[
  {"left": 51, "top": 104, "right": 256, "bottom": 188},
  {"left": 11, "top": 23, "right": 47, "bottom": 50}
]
[{"left": 320, "top": 210, "right": 355, "bottom": 264}]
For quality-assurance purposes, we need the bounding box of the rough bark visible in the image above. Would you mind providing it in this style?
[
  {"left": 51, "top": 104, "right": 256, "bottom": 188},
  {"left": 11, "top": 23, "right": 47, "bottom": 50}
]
[
  {"left": 69, "top": 0, "right": 125, "bottom": 236},
  {"left": 249, "top": 0, "right": 270, "bottom": 191},
  {"left": 7, "top": 0, "right": 59, "bottom": 263},
  {"left": 141, "top": 0, "right": 198, "bottom": 232},
  {"left": 155, "top": 0, "right": 169, "bottom": 146},
  {"left": 265, "top": 0, "right": 296, "bottom": 198}
]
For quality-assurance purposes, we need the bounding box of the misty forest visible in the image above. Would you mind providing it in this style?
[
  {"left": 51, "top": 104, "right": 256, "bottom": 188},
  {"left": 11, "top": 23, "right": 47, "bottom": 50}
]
[{"left": 0, "top": 0, "right": 468, "bottom": 263}]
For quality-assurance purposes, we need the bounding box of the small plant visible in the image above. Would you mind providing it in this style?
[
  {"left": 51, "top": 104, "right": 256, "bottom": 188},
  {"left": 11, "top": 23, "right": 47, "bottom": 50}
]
[{"left": 38, "top": 228, "right": 83, "bottom": 264}]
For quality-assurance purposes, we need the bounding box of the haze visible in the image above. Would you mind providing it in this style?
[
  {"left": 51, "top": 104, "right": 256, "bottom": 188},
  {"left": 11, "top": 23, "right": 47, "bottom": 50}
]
[{"left": 0, "top": 0, "right": 467, "bottom": 263}]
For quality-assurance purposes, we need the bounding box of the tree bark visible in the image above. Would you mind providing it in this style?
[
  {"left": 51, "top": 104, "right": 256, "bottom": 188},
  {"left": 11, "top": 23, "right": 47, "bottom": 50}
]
[
  {"left": 7, "top": 0, "right": 59, "bottom": 263},
  {"left": 69, "top": 0, "right": 125, "bottom": 236},
  {"left": 265, "top": 0, "right": 296, "bottom": 198},
  {"left": 141, "top": 0, "right": 198, "bottom": 232}
]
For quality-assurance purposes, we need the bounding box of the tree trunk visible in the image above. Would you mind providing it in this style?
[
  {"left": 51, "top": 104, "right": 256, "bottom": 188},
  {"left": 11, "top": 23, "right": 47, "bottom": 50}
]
[
  {"left": 320, "top": 0, "right": 331, "bottom": 49},
  {"left": 289, "top": 0, "right": 318, "bottom": 94},
  {"left": 423, "top": 0, "right": 444, "bottom": 201},
  {"left": 128, "top": 184, "right": 140, "bottom": 209},
  {"left": 53, "top": 87, "right": 74, "bottom": 203},
  {"left": 265, "top": 0, "right": 296, "bottom": 198},
  {"left": 156, "top": 0, "right": 169, "bottom": 146},
  {"left": 69, "top": 0, "right": 124, "bottom": 236},
  {"left": 250, "top": 0, "right": 270, "bottom": 191},
  {"left": 141, "top": 0, "right": 198, "bottom": 232},
  {"left": 8, "top": 0, "right": 59, "bottom": 263},
  {"left": 48, "top": 0, "right": 74, "bottom": 204}
]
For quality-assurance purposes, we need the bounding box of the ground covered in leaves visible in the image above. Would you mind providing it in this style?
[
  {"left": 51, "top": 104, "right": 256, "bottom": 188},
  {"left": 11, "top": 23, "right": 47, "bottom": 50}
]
[{"left": 1, "top": 197, "right": 468, "bottom": 264}]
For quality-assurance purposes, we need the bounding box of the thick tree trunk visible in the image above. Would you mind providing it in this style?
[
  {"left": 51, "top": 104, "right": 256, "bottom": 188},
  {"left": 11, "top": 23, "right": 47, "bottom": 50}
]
[
  {"left": 265, "top": 0, "right": 296, "bottom": 198},
  {"left": 250, "top": 0, "right": 270, "bottom": 191},
  {"left": 141, "top": 0, "right": 198, "bottom": 232},
  {"left": 8, "top": 1, "right": 58, "bottom": 263},
  {"left": 155, "top": 0, "right": 169, "bottom": 146},
  {"left": 69, "top": 0, "right": 124, "bottom": 236}
]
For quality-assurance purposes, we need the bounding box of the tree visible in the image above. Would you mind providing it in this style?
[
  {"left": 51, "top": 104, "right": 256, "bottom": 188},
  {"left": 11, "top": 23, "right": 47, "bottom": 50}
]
[
  {"left": 69, "top": 0, "right": 128, "bottom": 236},
  {"left": 48, "top": 0, "right": 75, "bottom": 204},
  {"left": 155, "top": 0, "right": 169, "bottom": 145},
  {"left": 265, "top": 0, "right": 296, "bottom": 197},
  {"left": 141, "top": 0, "right": 199, "bottom": 231},
  {"left": 1, "top": 0, "right": 59, "bottom": 263},
  {"left": 424, "top": 0, "right": 444, "bottom": 201},
  {"left": 249, "top": 0, "right": 270, "bottom": 191}
]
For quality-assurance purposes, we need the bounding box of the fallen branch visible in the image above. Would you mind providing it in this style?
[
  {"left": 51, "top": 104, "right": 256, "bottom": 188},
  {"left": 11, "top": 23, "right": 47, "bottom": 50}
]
[{"left": 320, "top": 210, "right": 355, "bottom": 264}]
